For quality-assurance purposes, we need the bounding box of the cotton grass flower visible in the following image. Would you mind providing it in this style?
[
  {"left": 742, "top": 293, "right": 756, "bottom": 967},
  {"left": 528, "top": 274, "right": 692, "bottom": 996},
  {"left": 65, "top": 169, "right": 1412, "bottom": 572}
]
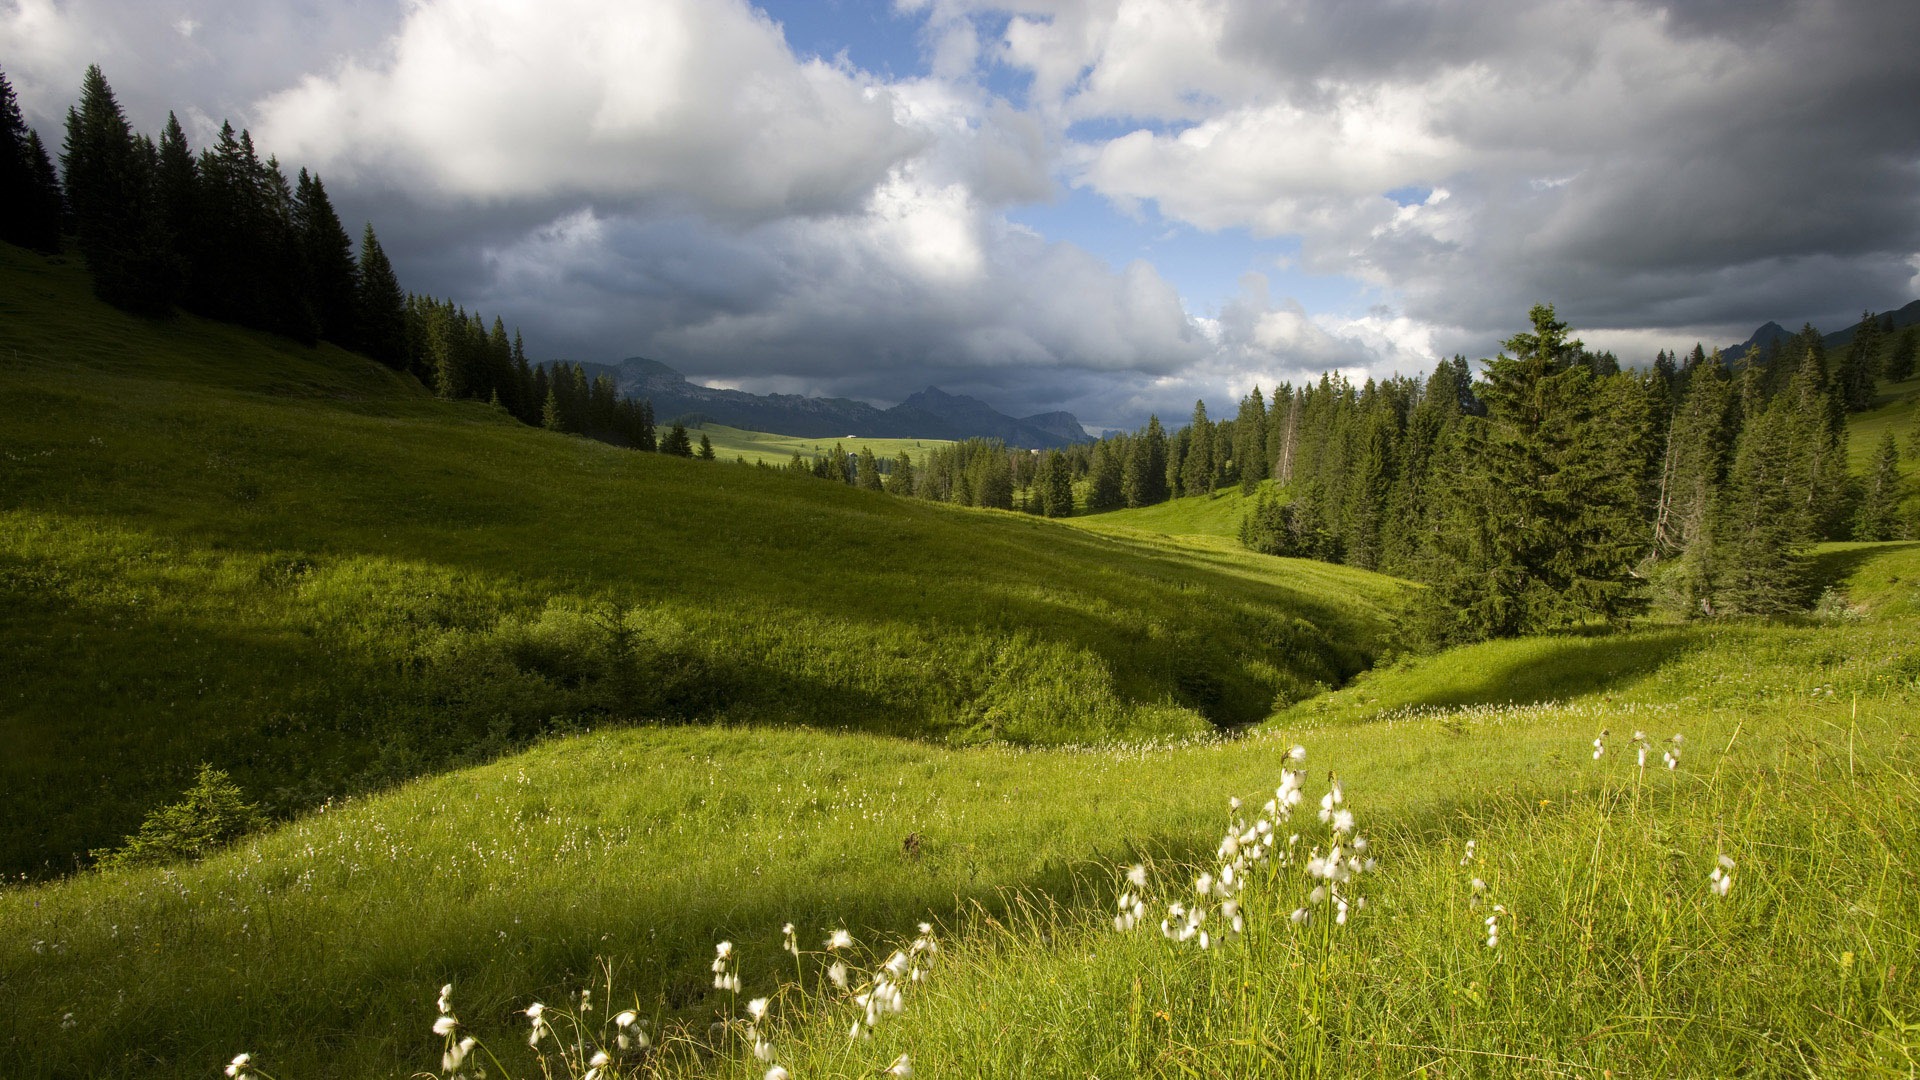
[
  {"left": 615, "top": 1008, "right": 650, "bottom": 1052},
  {"left": 887, "top": 1052, "right": 914, "bottom": 1076},
  {"left": 225, "top": 1053, "right": 255, "bottom": 1079},
  {"left": 1710, "top": 854, "right": 1735, "bottom": 898},
  {"left": 432, "top": 1015, "right": 459, "bottom": 1036},
  {"left": 583, "top": 1049, "right": 611, "bottom": 1080},
  {"left": 825, "top": 928, "right": 854, "bottom": 951},
  {"left": 1485, "top": 904, "right": 1506, "bottom": 948},
  {"left": 766, "top": 1066, "right": 791, "bottom": 1080},
  {"left": 713, "top": 940, "right": 741, "bottom": 992},
  {"left": 526, "top": 1001, "right": 548, "bottom": 1047},
  {"left": 782, "top": 922, "right": 799, "bottom": 958},
  {"left": 827, "top": 960, "right": 849, "bottom": 988}
]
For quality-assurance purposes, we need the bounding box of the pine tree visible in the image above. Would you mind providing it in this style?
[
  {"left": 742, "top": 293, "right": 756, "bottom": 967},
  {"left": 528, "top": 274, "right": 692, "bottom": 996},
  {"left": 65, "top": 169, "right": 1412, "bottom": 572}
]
[
  {"left": 1236, "top": 387, "right": 1270, "bottom": 491},
  {"left": 541, "top": 387, "right": 563, "bottom": 430},
  {"left": 660, "top": 422, "right": 693, "bottom": 457},
  {"left": 1886, "top": 326, "right": 1917, "bottom": 383},
  {"left": 1836, "top": 311, "right": 1882, "bottom": 412},
  {"left": 856, "top": 446, "right": 883, "bottom": 489},
  {"left": 1181, "top": 400, "right": 1214, "bottom": 497},
  {"left": 698, "top": 433, "right": 716, "bottom": 461},
  {"left": 1654, "top": 355, "right": 1740, "bottom": 613},
  {"left": 1124, "top": 416, "right": 1169, "bottom": 506},
  {"left": 294, "top": 169, "right": 359, "bottom": 345},
  {"left": 1, "top": 69, "right": 62, "bottom": 252},
  {"left": 61, "top": 65, "right": 165, "bottom": 312},
  {"left": 1714, "top": 401, "right": 1807, "bottom": 614},
  {"left": 1418, "top": 304, "right": 1646, "bottom": 640},
  {"left": 354, "top": 224, "right": 407, "bottom": 368},
  {"left": 1780, "top": 326, "right": 1850, "bottom": 539},
  {"left": 1037, "top": 449, "right": 1074, "bottom": 517},
  {"left": 1086, "top": 439, "right": 1124, "bottom": 511},
  {"left": 885, "top": 451, "right": 915, "bottom": 496},
  {"left": 1853, "top": 430, "right": 1904, "bottom": 541}
]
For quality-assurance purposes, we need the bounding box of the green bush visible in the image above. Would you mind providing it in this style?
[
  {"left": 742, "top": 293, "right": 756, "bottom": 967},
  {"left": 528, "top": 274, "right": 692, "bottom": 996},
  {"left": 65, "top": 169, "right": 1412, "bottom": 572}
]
[{"left": 91, "top": 764, "right": 266, "bottom": 869}]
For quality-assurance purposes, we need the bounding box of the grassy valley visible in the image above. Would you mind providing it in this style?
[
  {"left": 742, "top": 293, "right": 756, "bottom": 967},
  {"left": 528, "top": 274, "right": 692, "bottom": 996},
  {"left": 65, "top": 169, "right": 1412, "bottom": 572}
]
[
  {"left": 5, "top": 237, "right": 1920, "bottom": 1079},
  {"left": 0, "top": 243, "right": 1399, "bottom": 880}
]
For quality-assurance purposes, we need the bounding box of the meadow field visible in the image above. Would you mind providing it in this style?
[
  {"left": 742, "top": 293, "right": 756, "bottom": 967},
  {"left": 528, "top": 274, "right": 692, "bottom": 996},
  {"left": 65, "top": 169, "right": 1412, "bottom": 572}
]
[
  {"left": 688, "top": 423, "right": 952, "bottom": 469},
  {"left": 4, "top": 240, "right": 1919, "bottom": 1078}
]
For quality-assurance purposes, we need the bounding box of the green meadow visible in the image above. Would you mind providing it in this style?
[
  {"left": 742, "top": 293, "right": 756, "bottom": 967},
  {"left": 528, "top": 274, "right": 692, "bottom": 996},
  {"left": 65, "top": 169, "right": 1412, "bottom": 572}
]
[
  {"left": 688, "top": 423, "right": 953, "bottom": 469},
  {"left": 4, "top": 240, "right": 1919, "bottom": 1078}
]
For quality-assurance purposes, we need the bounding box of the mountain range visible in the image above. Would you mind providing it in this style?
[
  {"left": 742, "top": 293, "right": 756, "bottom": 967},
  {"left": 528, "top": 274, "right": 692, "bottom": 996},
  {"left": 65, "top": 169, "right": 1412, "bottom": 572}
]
[
  {"left": 554, "top": 357, "right": 1093, "bottom": 448},
  {"left": 1720, "top": 297, "right": 1920, "bottom": 365}
]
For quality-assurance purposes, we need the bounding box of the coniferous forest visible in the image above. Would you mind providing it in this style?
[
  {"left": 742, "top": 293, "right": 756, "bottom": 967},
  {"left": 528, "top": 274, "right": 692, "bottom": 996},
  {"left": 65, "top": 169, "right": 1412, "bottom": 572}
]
[{"left": 2, "top": 65, "right": 658, "bottom": 451}]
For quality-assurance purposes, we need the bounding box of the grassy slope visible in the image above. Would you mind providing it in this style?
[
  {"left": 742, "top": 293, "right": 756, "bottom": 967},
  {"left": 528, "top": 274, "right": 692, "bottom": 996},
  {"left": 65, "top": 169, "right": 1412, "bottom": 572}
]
[
  {"left": 1068, "top": 483, "right": 1271, "bottom": 539},
  {"left": 690, "top": 423, "right": 951, "bottom": 468},
  {"left": 0, "top": 242, "right": 1402, "bottom": 880},
  {"left": 5, "top": 548, "right": 1916, "bottom": 1079}
]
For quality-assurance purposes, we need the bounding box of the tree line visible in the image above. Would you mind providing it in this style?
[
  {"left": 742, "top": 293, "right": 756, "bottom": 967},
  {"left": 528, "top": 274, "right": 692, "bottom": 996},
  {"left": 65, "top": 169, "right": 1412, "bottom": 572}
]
[{"left": 2, "top": 64, "right": 672, "bottom": 454}]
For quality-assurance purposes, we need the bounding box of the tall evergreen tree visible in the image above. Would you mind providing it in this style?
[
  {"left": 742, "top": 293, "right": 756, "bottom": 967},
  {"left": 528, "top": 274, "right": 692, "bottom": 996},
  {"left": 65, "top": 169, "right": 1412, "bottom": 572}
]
[
  {"left": 1, "top": 69, "right": 62, "bottom": 252},
  {"left": 1780, "top": 326, "right": 1850, "bottom": 539},
  {"left": 294, "top": 169, "right": 359, "bottom": 345},
  {"left": 1086, "top": 439, "right": 1124, "bottom": 511},
  {"left": 1419, "top": 304, "right": 1646, "bottom": 641},
  {"left": 856, "top": 445, "right": 883, "bottom": 489},
  {"left": 1235, "top": 387, "right": 1271, "bottom": 491},
  {"left": 1886, "top": 326, "right": 1917, "bottom": 383},
  {"left": 885, "top": 451, "right": 916, "bottom": 496},
  {"left": 354, "top": 224, "right": 407, "bottom": 369},
  {"left": 1853, "top": 430, "right": 1904, "bottom": 541},
  {"left": 1123, "top": 416, "right": 1169, "bottom": 506},
  {"left": 1714, "top": 401, "right": 1806, "bottom": 614},
  {"left": 1835, "top": 311, "right": 1882, "bottom": 412},
  {"left": 61, "top": 65, "right": 165, "bottom": 312},
  {"left": 1181, "top": 400, "right": 1214, "bottom": 497},
  {"left": 660, "top": 421, "right": 693, "bottom": 457},
  {"left": 698, "top": 433, "right": 717, "bottom": 461}
]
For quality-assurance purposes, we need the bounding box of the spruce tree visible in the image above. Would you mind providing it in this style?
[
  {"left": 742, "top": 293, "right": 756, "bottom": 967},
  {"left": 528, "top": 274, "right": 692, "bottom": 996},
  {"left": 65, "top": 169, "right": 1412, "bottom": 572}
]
[
  {"left": 1181, "top": 400, "right": 1214, "bottom": 497},
  {"left": 540, "top": 387, "right": 563, "bottom": 430},
  {"left": 1086, "top": 440, "right": 1124, "bottom": 511},
  {"left": 1655, "top": 355, "right": 1739, "bottom": 613},
  {"left": 1236, "top": 388, "right": 1271, "bottom": 491},
  {"left": 660, "top": 422, "right": 693, "bottom": 457},
  {"left": 1886, "top": 326, "right": 1917, "bottom": 383},
  {"left": 294, "top": 170, "right": 359, "bottom": 345},
  {"left": 1836, "top": 311, "right": 1882, "bottom": 412},
  {"left": 1780, "top": 326, "right": 1850, "bottom": 539},
  {"left": 354, "top": 224, "right": 407, "bottom": 368},
  {"left": 1123, "top": 416, "right": 1170, "bottom": 506},
  {"left": 885, "top": 451, "right": 915, "bottom": 496},
  {"left": 1418, "top": 304, "right": 1646, "bottom": 640},
  {"left": 1853, "top": 430, "right": 1904, "bottom": 541},
  {"left": 698, "top": 433, "right": 717, "bottom": 461},
  {"left": 1, "top": 69, "right": 62, "bottom": 252},
  {"left": 1714, "top": 401, "right": 1807, "bottom": 614},
  {"left": 855, "top": 446, "right": 882, "bottom": 488},
  {"left": 1038, "top": 449, "right": 1075, "bottom": 517},
  {"left": 62, "top": 65, "right": 165, "bottom": 312}
]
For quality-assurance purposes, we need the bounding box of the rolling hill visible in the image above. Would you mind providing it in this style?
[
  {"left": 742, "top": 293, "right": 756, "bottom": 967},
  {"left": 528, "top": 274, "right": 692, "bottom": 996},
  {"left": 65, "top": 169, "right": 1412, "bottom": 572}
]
[{"left": 0, "top": 241, "right": 1402, "bottom": 880}]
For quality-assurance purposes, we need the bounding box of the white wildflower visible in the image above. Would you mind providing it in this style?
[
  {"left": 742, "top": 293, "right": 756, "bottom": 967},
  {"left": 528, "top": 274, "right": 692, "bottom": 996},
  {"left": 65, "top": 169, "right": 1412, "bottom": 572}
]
[
  {"left": 826, "top": 928, "right": 854, "bottom": 950},
  {"left": 1710, "top": 854, "right": 1735, "bottom": 898},
  {"left": 887, "top": 1053, "right": 914, "bottom": 1077}
]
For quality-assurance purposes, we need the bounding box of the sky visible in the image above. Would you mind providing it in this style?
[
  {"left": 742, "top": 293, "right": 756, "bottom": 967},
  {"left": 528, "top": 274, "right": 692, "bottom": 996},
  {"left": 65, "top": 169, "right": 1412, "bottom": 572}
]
[{"left": 7, "top": 0, "right": 1920, "bottom": 431}]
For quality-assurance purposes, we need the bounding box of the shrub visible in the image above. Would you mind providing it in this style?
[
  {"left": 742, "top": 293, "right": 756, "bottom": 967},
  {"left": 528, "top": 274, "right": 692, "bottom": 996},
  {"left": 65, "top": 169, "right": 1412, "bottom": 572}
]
[{"left": 92, "top": 764, "right": 266, "bottom": 869}]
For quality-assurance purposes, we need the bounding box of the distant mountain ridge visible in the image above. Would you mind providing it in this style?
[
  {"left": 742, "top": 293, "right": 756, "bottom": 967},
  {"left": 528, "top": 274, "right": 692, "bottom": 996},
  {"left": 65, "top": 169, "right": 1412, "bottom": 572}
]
[
  {"left": 546, "top": 357, "right": 1092, "bottom": 447},
  {"left": 1721, "top": 298, "right": 1920, "bottom": 365}
]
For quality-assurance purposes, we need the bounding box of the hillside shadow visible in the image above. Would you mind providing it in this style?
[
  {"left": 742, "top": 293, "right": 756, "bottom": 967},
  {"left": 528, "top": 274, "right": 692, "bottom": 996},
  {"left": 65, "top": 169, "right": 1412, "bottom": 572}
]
[
  {"left": 1397, "top": 629, "right": 1704, "bottom": 711},
  {"left": 1803, "top": 542, "right": 1920, "bottom": 596}
]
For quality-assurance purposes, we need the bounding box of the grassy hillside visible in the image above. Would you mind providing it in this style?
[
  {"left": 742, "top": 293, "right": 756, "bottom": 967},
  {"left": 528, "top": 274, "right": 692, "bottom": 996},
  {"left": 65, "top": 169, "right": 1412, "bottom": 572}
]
[
  {"left": 4, "top": 545, "right": 1915, "bottom": 1079},
  {"left": 1068, "top": 482, "right": 1271, "bottom": 539},
  {"left": 690, "top": 422, "right": 951, "bottom": 468},
  {"left": 0, "top": 243, "right": 1403, "bottom": 878}
]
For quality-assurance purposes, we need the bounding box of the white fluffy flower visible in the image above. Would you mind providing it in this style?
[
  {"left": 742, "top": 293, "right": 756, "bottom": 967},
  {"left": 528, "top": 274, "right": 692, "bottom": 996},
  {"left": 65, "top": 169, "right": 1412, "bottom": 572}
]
[
  {"left": 887, "top": 1053, "right": 914, "bottom": 1077},
  {"left": 826, "top": 929, "right": 854, "bottom": 950}
]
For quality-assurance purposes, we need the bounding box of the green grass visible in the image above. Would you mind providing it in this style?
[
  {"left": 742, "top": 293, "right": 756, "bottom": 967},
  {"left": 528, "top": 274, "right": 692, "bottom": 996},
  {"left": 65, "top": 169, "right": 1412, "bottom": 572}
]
[
  {"left": 0, "top": 242, "right": 1402, "bottom": 879},
  {"left": 1068, "top": 483, "right": 1272, "bottom": 539},
  {"left": 8, "top": 241, "right": 1920, "bottom": 1078},
  {"left": 687, "top": 423, "right": 952, "bottom": 468},
  {"left": 6, "top": 554, "right": 1916, "bottom": 1077}
]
